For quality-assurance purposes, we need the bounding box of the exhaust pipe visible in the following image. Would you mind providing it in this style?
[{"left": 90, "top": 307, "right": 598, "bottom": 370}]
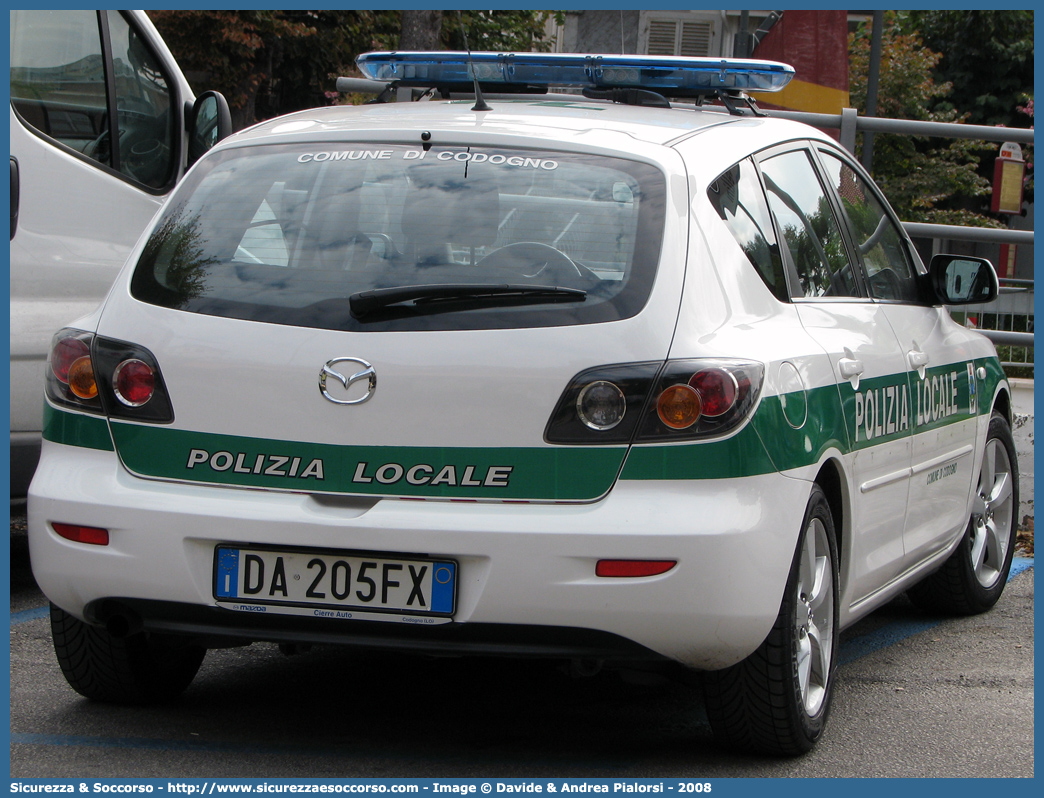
[
  {"left": 98, "top": 604, "right": 144, "bottom": 638},
  {"left": 569, "top": 658, "right": 604, "bottom": 678}
]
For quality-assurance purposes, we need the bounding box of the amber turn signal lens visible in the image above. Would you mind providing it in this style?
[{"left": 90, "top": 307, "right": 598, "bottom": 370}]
[
  {"left": 67, "top": 355, "right": 98, "bottom": 400},
  {"left": 656, "top": 384, "right": 702, "bottom": 429}
]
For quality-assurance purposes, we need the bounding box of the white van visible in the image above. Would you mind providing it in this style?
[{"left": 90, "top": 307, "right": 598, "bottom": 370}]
[{"left": 9, "top": 9, "right": 229, "bottom": 494}]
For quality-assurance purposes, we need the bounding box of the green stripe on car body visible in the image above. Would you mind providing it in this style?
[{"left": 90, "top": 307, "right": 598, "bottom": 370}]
[
  {"left": 42, "top": 403, "right": 114, "bottom": 451},
  {"left": 976, "top": 357, "right": 1008, "bottom": 417},
  {"left": 622, "top": 358, "right": 998, "bottom": 480},
  {"left": 108, "top": 422, "right": 627, "bottom": 501},
  {"left": 41, "top": 357, "right": 1006, "bottom": 498}
]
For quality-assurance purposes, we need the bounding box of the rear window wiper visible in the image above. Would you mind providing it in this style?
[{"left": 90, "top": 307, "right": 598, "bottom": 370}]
[{"left": 349, "top": 283, "right": 586, "bottom": 320}]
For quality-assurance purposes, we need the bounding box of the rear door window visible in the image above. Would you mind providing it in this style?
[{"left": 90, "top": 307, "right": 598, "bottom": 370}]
[
  {"left": 758, "top": 148, "right": 862, "bottom": 299},
  {"left": 131, "top": 144, "right": 667, "bottom": 331}
]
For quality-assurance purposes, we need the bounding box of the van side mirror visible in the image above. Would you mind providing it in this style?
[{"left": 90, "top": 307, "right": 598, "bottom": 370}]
[
  {"left": 187, "top": 91, "right": 232, "bottom": 166},
  {"left": 926, "top": 254, "right": 998, "bottom": 305}
]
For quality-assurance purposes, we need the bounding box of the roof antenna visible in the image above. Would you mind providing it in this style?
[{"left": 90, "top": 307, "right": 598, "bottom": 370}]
[{"left": 457, "top": 11, "right": 491, "bottom": 112}]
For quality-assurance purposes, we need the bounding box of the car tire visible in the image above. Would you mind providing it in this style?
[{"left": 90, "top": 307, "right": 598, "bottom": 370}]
[
  {"left": 907, "top": 411, "right": 1019, "bottom": 616},
  {"left": 50, "top": 604, "right": 206, "bottom": 704},
  {"left": 703, "top": 483, "right": 839, "bottom": 756}
]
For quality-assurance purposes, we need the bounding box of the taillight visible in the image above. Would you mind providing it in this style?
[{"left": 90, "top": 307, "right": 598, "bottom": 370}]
[
  {"left": 576, "top": 380, "right": 628, "bottom": 431},
  {"left": 50, "top": 336, "right": 89, "bottom": 384},
  {"left": 46, "top": 330, "right": 102, "bottom": 412},
  {"left": 113, "top": 359, "right": 156, "bottom": 407},
  {"left": 656, "top": 384, "right": 702, "bottom": 429},
  {"left": 546, "top": 359, "right": 763, "bottom": 445},
  {"left": 689, "top": 368, "right": 738, "bottom": 417},
  {"left": 637, "top": 359, "right": 763, "bottom": 442},
  {"left": 45, "top": 329, "right": 173, "bottom": 423},
  {"left": 544, "top": 362, "right": 661, "bottom": 444},
  {"left": 67, "top": 355, "right": 99, "bottom": 400}
]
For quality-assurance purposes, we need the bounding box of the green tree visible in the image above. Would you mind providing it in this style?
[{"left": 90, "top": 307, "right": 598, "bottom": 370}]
[
  {"left": 898, "top": 10, "right": 1034, "bottom": 129},
  {"left": 150, "top": 10, "right": 558, "bottom": 128},
  {"left": 400, "top": 10, "right": 442, "bottom": 50},
  {"left": 849, "top": 14, "right": 999, "bottom": 227},
  {"left": 255, "top": 10, "right": 401, "bottom": 120},
  {"left": 149, "top": 11, "right": 313, "bottom": 129},
  {"left": 442, "top": 10, "right": 559, "bottom": 52}
]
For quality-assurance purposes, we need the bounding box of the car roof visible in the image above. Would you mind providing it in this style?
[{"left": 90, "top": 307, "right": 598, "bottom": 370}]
[{"left": 221, "top": 94, "right": 829, "bottom": 154}]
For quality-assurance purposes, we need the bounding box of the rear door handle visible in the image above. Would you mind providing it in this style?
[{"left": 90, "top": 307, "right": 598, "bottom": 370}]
[
  {"left": 838, "top": 356, "right": 864, "bottom": 381},
  {"left": 908, "top": 348, "right": 929, "bottom": 378}
]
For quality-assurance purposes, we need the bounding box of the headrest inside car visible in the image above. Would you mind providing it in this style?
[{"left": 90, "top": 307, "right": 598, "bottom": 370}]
[{"left": 400, "top": 161, "right": 501, "bottom": 257}]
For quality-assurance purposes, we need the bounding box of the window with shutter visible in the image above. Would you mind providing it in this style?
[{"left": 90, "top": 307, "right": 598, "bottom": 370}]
[
  {"left": 678, "top": 21, "right": 713, "bottom": 56},
  {"left": 645, "top": 18, "right": 714, "bottom": 57}
]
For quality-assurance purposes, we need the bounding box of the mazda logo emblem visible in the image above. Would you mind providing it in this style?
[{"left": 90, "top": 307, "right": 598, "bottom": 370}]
[{"left": 319, "top": 358, "right": 376, "bottom": 405}]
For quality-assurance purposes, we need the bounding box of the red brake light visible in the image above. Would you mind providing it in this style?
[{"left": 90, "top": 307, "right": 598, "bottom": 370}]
[
  {"left": 113, "top": 359, "right": 156, "bottom": 407},
  {"left": 51, "top": 337, "right": 90, "bottom": 383},
  {"left": 689, "top": 368, "right": 738, "bottom": 417},
  {"left": 52, "top": 523, "right": 109, "bottom": 546},
  {"left": 596, "top": 559, "right": 676, "bottom": 577}
]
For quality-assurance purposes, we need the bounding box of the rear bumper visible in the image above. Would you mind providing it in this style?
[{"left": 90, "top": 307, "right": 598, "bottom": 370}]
[
  {"left": 82, "top": 596, "right": 662, "bottom": 663},
  {"left": 29, "top": 440, "right": 807, "bottom": 670},
  {"left": 10, "top": 431, "right": 41, "bottom": 498}
]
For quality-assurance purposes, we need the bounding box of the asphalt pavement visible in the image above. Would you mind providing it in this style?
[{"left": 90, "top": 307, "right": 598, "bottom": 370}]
[{"left": 8, "top": 506, "right": 1035, "bottom": 778}]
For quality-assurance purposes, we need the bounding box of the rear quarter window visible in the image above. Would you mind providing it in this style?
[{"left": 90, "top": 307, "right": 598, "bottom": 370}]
[{"left": 708, "top": 158, "right": 788, "bottom": 301}]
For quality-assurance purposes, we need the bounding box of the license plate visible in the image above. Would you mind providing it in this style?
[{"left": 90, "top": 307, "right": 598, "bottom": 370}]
[{"left": 213, "top": 546, "right": 456, "bottom": 621}]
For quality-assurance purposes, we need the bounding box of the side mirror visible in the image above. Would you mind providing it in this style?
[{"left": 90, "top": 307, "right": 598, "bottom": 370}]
[
  {"left": 187, "top": 91, "right": 232, "bottom": 167},
  {"left": 927, "top": 254, "right": 998, "bottom": 305}
]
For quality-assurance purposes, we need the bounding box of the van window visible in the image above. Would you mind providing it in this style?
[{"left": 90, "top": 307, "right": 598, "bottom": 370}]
[
  {"left": 9, "top": 10, "right": 176, "bottom": 190},
  {"left": 106, "top": 12, "right": 177, "bottom": 188},
  {"left": 10, "top": 10, "right": 109, "bottom": 164},
  {"left": 131, "top": 144, "right": 667, "bottom": 331}
]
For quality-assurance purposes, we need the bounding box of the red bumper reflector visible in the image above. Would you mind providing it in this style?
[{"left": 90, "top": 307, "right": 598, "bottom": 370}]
[
  {"left": 52, "top": 522, "right": 109, "bottom": 546},
  {"left": 595, "top": 559, "right": 676, "bottom": 577}
]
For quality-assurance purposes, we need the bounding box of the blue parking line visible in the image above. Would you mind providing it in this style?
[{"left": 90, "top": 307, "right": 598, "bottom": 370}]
[
  {"left": 838, "top": 617, "right": 941, "bottom": 665},
  {"left": 1009, "top": 556, "right": 1034, "bottom": 579},
  {"left": 839, "top": 556, "right": 1033, "bottom": 665},
  {"left": 7, "top": 559, "right": 1034, "bottom": 757},
  {"left": 10, "top": 606, "right": 49, "bottom": 625}
]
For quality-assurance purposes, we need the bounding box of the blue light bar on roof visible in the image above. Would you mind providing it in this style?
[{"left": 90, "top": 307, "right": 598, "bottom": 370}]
[{"left": 356, "top": 51, "right": 795, "bottom": 94}]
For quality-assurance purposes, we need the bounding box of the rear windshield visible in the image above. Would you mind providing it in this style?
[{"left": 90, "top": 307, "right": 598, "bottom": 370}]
[{"left": 131, "top": 143, "right": 666, "bottom": 331}]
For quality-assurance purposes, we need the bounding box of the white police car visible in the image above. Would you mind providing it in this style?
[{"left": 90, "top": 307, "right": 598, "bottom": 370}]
[{"left": 29, "top": 52, "right": 1018, "bottom": 755}]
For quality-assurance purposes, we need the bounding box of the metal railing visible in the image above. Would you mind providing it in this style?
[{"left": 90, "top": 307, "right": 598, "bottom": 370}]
[
  {"left": 763, "top": 108, "right": 1035, "bottom": 374},
  {"left": 900, "top": 223, "right": 1034, "bottom": 373},
  {"left": 761, "top": 107, "right": 1035, "bottom": 154},
  {"left": 901, "top": 223, "right": 1034, "bottom": 374}
]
